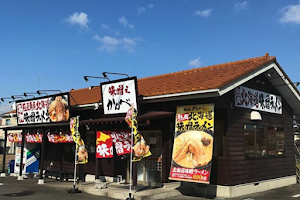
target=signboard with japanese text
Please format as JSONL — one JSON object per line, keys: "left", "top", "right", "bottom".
{"left": 16, "top": 94, "right": 70, "bottom": 125}
{"left": 169, "top": 104, "right": 214, "bottom": 184}
{"left": 96, "top": 131, "right": 113, "bottom": 158}
{"left": 100, "top": 77, "right": 138, "bottom": 115}
{"left": 8, "top": 133, "right": 22, "bottom": 143}
{"left": 234, "top": 86, "right": 282, "bottom": 114}
{"left": 96, "top": 130, "right": 132, "bottom": 158}
{"left": 47, "top": 133, "right": 74, "bottom": 143}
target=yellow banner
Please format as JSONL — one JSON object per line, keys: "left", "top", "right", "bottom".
{"left": 125, "top": 107, "right": 151, "bottom": 161}
{"left": 70, "top": 116, "right": 88, "bottom": 164}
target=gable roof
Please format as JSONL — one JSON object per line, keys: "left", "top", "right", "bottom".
{"left": 69, "top": 53, "right": 300, "bottom": 113}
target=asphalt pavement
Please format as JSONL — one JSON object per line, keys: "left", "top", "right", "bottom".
{"left": 0, "top": 176, "right": 115, "bottom": 200}
{"left": 1, "top": 176, "right": 300, "bottom": 200}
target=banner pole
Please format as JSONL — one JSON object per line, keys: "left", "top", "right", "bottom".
{"left": 127, "top": 106, "right": 134, "bottom": 200}
{"left": 73, "top": 145, "right": 77, "bottom": 189}
{"left": 68, "top": 116, "right": 81, "bottom": 194}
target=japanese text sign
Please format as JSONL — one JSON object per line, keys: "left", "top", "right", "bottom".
{"left": 235, "top": 86, "right": 282, "bottom": 114}
{"left": 8, "top": 133, "right": 22, "bottom": 143}
{"left": 101, "top": 77, "right": 138, "bottom": 115}
{"left": 16, "top": 94, "right": 70, "bottom": 125}
{"left": 47, "top": 133, "right": 74, "bottom": 143}
{"left": 169, "top": 104, "right": 214, "bottom": 184}
{"left": 96, "top": 130, "right": 132, "bottom": 158}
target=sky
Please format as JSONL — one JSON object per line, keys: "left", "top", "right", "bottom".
{"left": 0, "top": 0, "right": 300, "bottom": 113}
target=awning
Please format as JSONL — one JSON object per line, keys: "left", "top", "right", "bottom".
{"left": 80, "top": 111, "right": 175, "bottom": 125}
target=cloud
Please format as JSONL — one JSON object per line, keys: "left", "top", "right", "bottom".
{"left": 66, "top": 12, "right": 90, "bottom": 29}
{"left": 101, "top": 23, "right": 110, "bottom": 29}
{"left": 279, "top": 2, "right": 300, "bottom": 24}
{"left": 118, "top": 16, "right": 134, "bottom": 28}
{"left": 189, "top": 57, "right": 201, "bottom": 67}
{"left": 138, "top": 7, "right": 146, "bottom": 15}
{"left": 93, "top": 35, "right": 141, "bottom": 53}
{"left": 138, "top": 4, "right": 154, "bottom": 15}
{"left": 234, "top": 1, "right": 249, "bottom": 11}
{"left": 194, "top": 9, "right": 212, "bottom": 17}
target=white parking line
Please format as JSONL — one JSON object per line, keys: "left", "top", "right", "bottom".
{"left": 0, "top": 183, "right": 3, "bottom": 186}
{"left": 292, "top": 194, "right": 300, "bottom": 198}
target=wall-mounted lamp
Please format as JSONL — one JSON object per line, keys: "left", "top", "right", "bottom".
{"left": 11, "top": 95, "right": 24, "bottom": 100}
{"left": 1, "top": 97, "right": 13, "bottom": 102}
{"left": 83, "top": 76, "right": 110, "bottom": 82}
{"left": 255, "top": 80, "right": 265, "bottom": 87}
{"left": 24, "top": 92, "right": 37, "bottom": 98}
{"left": 37, "top": 90, "right": 63, "bottom": 96}
{"left": 251, "top": 111, "right": 262, "bottom": 121}
{"left": 102, "top": 72, "right": 129, "bottom": 79}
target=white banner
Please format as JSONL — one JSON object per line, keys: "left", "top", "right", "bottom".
{"left": 101, "top": 78, "right": 137, "bottom": 115}
{"left": 17, "top": 95, "right": 69, "bottom": 125}
{"left": 235, "top": 86, "right": 282, "bottom": 114}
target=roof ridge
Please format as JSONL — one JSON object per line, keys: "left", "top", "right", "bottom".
{"left": 70, "top": 86, "right": 100, "bottom": 93}
{"left": 138, "top": 53, "right": 276, "bottom": 82}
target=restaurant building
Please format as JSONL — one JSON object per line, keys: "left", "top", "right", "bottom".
{"left": 1, "top": 53, "right": 300, "bottom": 198}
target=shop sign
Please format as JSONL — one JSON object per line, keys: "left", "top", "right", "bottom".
{"left": 8, "top": 133, "right": 22, "bottom": 143}
{"left": 96, "top": 130, "right": 132, "bottom": 158}
{"left": 234, "top": 86, "right": 282, "bottom": 114}
{"left": 47, "top": 133, "right": 74, "bottom": 143}
{"left": 169, "top": 104, "right": 214, "bottom": 184}
{"left": 16, "top": 94, "right": 70, "bottom": 125}
{"left": 101, "top": 77, "right": 138, "bottom": 115}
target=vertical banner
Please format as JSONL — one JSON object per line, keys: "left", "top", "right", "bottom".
{"left": 70, "top": 116, "right": 88, "bottom": 164}
{"left": 125, "top": 106, "right": 151, "bottom": 161}
{"left": 169, "top": 104, "right": 214, "bottom": 184}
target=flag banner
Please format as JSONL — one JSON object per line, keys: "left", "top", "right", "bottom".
{"left": 70, "top": 116, "right": 88, "bottom": 164}
{"left": 169, "top": 104, "right": 214, "bottom": 184}
{"left": 96, "top": 131, "right": 113, "bottom": 158}
{"left": 26, "top": 134, "right": 43, "bottom": 143}
{"left": 8, "top": 133, "right": 22, "bottom": 143}
{"left": 96, "top": 130, "right": 132, "bottom": 158}
{"left": 47, "top": 133, "right": 74, "bottom": 143}
{"left": 125, "top": 106, "right": 151, "bottom": 162}
{"left": 111, "top": 131, "right": 132, "bottom": 156}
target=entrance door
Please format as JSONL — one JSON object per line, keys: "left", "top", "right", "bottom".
{"left": 137, "top": 130, "right": 162, "bottom": 187}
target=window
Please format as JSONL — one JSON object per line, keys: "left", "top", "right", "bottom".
{"left": 5, "top": 119, "right": 11, "bottom": 125}
{"left": 245, "top": 124, "right": 285, "bottom": 158}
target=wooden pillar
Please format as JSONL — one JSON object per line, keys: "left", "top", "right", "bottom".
{"left": 18, "top": 131, "right": 25, "bottom": 180}
{"left": 38, "top": 132, "right": 46, "bottom": 184}
{"left": 1, "top": 129, "right": 8, "bottom": 176}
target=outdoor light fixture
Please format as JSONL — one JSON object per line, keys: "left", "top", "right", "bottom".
{"left": 24, "top": 92, "right": 37, "bottom": 97}
{"left": 11, "top": 95, "right": 24, "bottom": 100}
{"left": 36, "top": 90, "right": 64, "bottom": 96}
{"left": 102, "top": 71, "right": 129, "bottom": 79}
{"left": 83, "top": 75, "right": 110, "bottom": 82}
{"left": 36, "top": 91, "right": 48, "bottom": 96}
{"left": 1, "top": 97, "right": 13, "bottom": 102}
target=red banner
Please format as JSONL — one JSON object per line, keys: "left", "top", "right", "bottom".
{"left": 7, "top": 133, "right": 22, "bottom": 143}
{"left": 110, "top": 131, "right": 132, "bottom": 156}
{"left": 96, "top": 131, "right": 113, "bottom": 158}
{"left": 47, "top": 133, "right": 74, "bottom": 143}
{"left": 26, "top": 134, "right": 43, "bottom": 143}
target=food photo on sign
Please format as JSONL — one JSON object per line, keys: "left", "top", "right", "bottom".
{"left": 169, "top": 104, "right": 214, "bottom": 184}
{"left": 48, "top": 95, "right": 69, "bottom": 122}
